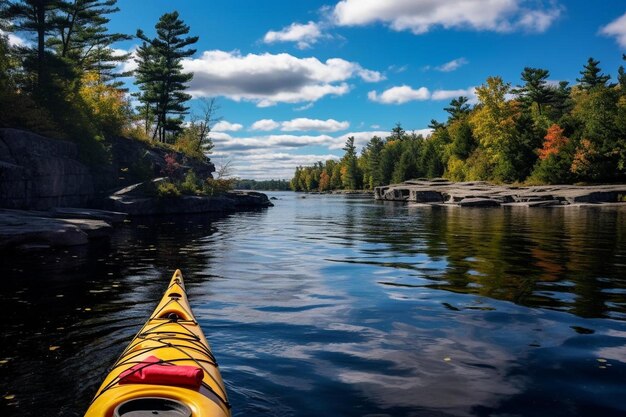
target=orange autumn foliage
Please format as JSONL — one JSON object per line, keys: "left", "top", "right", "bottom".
{"left": 319, "top": 170, "right": 331, "bottom": 192}
{"left": 570, "top": 138, "right": 598, "bottom": 175}
{"left": 538, "top": 124, "right": 569, "bottom": 160}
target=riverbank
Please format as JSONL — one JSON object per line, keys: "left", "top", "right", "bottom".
{"left": 375, "top": 179, "right": 626, "bottom": 207}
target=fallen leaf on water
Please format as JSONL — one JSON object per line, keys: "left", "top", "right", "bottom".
{"left": 49, "top": 346, "right": 60, "bottom": 351}
{"left": 4, "top": 395, "right": 15, "bottom": 400}
{"left": 444, "top": 357, "right": 451, "bottom": 362}
{"left": 84, "top": 308, "right": 92, "bottom": 311}
{"left": 597, "top": 358, "right": 607, "bottom": 363}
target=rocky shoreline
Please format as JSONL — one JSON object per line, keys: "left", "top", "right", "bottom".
{"left": 0, "top": 190, "right": 273, "bottom": 250}
{"left": 0, "top": 128, "right": 273, "bottom": 250}
{"left": 0, "top": 208, "right": 125, "bottom": 250}
{"left": 375, "top": 179, "right": 626, "bottom": 207}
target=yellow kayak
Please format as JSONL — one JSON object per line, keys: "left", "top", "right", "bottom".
{"left": 84, "top": 270, "right": 231, "bottom": 417}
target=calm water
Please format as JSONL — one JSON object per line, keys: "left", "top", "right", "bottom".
{"left": 1, "top": 192, "right": 626, "bottom": 417}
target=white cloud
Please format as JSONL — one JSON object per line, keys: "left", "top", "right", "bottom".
{"left": 294, "top": 102, "right": 314, "bottom": 111}
{"left": 435, "top": 57, "right": 468, "bottom": 72}
{"left": 368, "top": 85, "right": 430, "bottom": 104}
{"left": 263, "top": 21, "right": 323, "bottom": 49}
{"left": 600, "top": 12, "right": 626, "bottom": 48}
{"left": 414, "top": 128, "right": 434, "bottom": 138}
{"left": 329, "top": 130, "right": 392, "bottom": 150}
{"left": 251, "top": 118, "right": 349, "bottom": 132}
{"left": 113, "top": 46, "right": 138, "bottom": 73}
{"left": 369, "top": 85, "right": 477, "bottom": 104}
{"left": 388, "top": 64, "right": 408, "bottom": 73}
{"left": 213, "top": 120, "right": 243, "bottom": 132}
{"left": 211, "top": 133, "right": 337, "bottom": 152}
{"left": 332, "top": 0, "right": 562, "bottom": 34}
{"left": 281, "top": 118, "right": 349, "bottom": 132}
{"left": 431, "top": 87, "right": 477, "bottom": 101}
{"left": 183, "top": 50, "right": 383, "bottom": 107}
{"left": 0, "top": 29, "right": 27, "bottom": 47}
{"left": 251, "top": 119, "right": 280, "bottom": 131}
{"left": 209, "top": 127, "right": 432, "bottom": 178}
{"left": 228, "top": 152, "right": 341, "bottom": 180}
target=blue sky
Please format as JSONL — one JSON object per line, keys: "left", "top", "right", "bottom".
{"left": 55, "top": 1, "right": 626, "bottom": 178}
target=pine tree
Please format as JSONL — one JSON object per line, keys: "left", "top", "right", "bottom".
{"left": 577, "top": 57, "right": 611, "bottom": 90}
{"left": 1, "top": 0, "right": 62, "bottom": 91}
{"left": 389, "top": 123, "right": 406, "bottom": 141}
{"left": 618, "top": 54, "right": 626, "bottom": 93}
{"left": 364, "top": 136, "right": 384, "bottom": 188}
{"left": 512, "top": 67, "right": 554, "bottom": 114}
{"left": 135, "top": 11, "right": 198, "bottom": 142}
{"left": 341, "top": 136, "right": 360, "bottom": 189}
{"left": 53, "top": 0, "right": 131, "bottom": 85}
{"left": 444, "top": 96, "right": 470, "bottom": 122}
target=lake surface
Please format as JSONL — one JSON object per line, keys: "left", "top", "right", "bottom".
{"left": 1, "top": 192, "right": 625, "bottom": 417}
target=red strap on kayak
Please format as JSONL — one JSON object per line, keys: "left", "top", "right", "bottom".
{"left": 118, "top": 355, "right": 204, "bottom": 389}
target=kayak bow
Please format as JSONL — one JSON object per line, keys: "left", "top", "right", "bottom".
{"left": 84, "top": 270, "right": 231, "bottom": 417}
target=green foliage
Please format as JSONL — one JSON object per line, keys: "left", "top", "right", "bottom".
{"left": 290, "top": 56, "right": 626, "bottom": 189}
{"left": 234, "top": 179, "right": 290, "bottom": 191}
{"left": 0, "top": 0, "right": 131, "bottom": 167}
{"left": 577, "top": 58, "right": 611, "bottom": 90}
{"left": 444, "top": 96, "right": 471, "bottom": 122}
{"left": 156, "top": 172, "right": 234, "bottom": 198}
{"left": 180, "top": 170, "right": 202, "bottom": 195}
{"left": 135, "top": 11, "right": 198, "bottom": 143}
{"left": 157, "top": 180, "right": 182, "bottom": 198}
{"left": 173, "top": 124, "right": 210, "bottom": 160}
{"left": 512, "top": 67, "right": 554, "bottom": 115}
{"left": 341, "top": 136, "right": 361, "bottom": 189}
{"left": 202, "top": 178, "right": 235, "bottom": 196}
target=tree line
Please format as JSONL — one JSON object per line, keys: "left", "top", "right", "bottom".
{"left": 291, "top": 57, "right": 626, "bottom": 190}
{"left": 0, "top": 1, "right": 213, "bottom": 164}
{"left": 233, "top": 179, "right": 290, "bottom": 191}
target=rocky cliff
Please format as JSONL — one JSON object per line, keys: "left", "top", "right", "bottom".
{"left": 0, "top": 128, "right": 94, "bottom": 209}
{"left": 92, "top": 135, "right": 215, "bottom": 195}
{"left": 0, "top": 128, "right": 216, "bottom": 209}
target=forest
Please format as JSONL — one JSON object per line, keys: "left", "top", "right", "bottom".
{"left": 291, "top": 59, "right": 626, "bottom": 191}
{"left": 0, "top": 1, "right": 216, "bottom": 165}
{"left": 233, "top": 179, "right": 290, "bottom": 191}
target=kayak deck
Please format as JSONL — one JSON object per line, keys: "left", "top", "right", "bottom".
{"left": 84, "top": 270, "right": 231, "bottom": 417}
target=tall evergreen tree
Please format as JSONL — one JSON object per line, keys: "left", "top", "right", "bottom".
{"left": 364, "top": 136, "right": 384, "bottom": 188}
{"left": 576, "top": 57, "right": 611, "bottom": 90}
{"left": 512, "top": 67, "right": 554, "bottom": 114}
{"left": 550, "top": 81, "right": 573, "bottom": 120}
{"left": 341, "top": 136, "right": 360, "bottom": 189}
{"left": 53, "top": 0, "right": 131, "bottom": 85}
{"left": 444, "top": 96, "right": 471, "bottom": 122}
{"left": 618, "top": 54, "right": 626, "bottom": 93}
{"left": 135, "top": 11, "right": 198, "bottom": 142}
{"left": 1, "top": 0, "right": 62, "bottom": 90}
{"left": 388, "top": 122, "right": 406, "bottom": 141}
{"left": 428, "top": 119, "right": 445, "bottom": 131}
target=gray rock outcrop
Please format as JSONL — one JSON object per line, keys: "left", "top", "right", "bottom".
{"left": 107, "top": 183, "right": 273, "bottom": 216}
{"left": 0, "top": 128, "right": 94, "bottom": 209}
{"left": 0, "top": 208, "right": 121, "bottom": 250}
{"left": 375, "top": 179, "right": 626, "bottom": 207}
